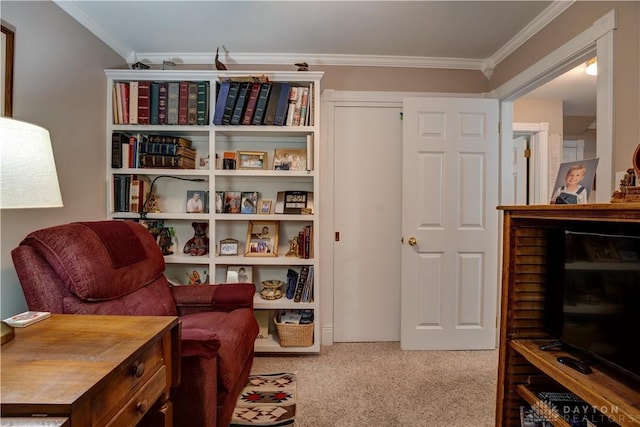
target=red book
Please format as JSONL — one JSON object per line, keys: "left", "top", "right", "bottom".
{"left": 178, "top": 81, "right": 189, "bottom": 125}
{"left": 241, "top": 82, "right": 261, "bottom": 125}
{"left": 158, "top": 82, "right": 168, "bottom": 125}
{"left": 137, "top": 81, "right": 150, "bottom": 125}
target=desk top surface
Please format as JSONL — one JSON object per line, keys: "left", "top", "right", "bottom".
{"left": 1, "top": 314, "right": 178, "bottom": 406}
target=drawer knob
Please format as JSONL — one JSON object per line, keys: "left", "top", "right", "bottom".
{"left": 132, "top": 362, "right": 145, "bottom": 378}
{"left": 136, "top": 399, "right": 149, "bottom": 415}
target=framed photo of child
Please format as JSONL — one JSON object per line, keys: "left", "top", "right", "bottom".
{"left": 244, "top": 221, "right": 279, "bottom": 257}
{"left": 550, "top": 158, "right": 599, "bottom": 205}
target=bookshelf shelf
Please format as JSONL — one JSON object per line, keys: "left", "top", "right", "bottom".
{"left": 105, "top": 69, "right": 323, "bottom": 353}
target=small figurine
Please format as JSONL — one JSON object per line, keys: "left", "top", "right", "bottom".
{"left": 183, "top": 222, "right": 209, "bottom": 256}
{"left": 295, "top": 62, "right": 309, "bottom": 71}
{"left": 215, "top": 47, "right": 227, "bottom": 70}
{"left": 286, "top": 237, "right": 298, "bottom": 257}
{"left": 144, "top": 193, "right": 161, "bottom": 213}
{"left": 131, "top": 61, "right": 150, "bottom": 70}
{"left": 157, "top": 227, "right": 174, "bottom": 255}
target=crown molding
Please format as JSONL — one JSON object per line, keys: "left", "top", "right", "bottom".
{"left": 134, "top": 52, "right": 487, "bottom": 70}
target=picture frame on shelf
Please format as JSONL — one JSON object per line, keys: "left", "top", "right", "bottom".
{"left": 185, "top": 267, "right": 209, "bottom": 285}
{"left": 224, "top": 191, "right": 241, "bottom": 213}
{"left": 238, "top": 151, "right": 268, "bottom": 170}
{"left": 186, "top": 190, "right": 206, "bottom": 213}
{"left": 273, "top": 148, "right": 307, "bottom": 171}
{"left": 274, "top": 191, "right": 313, "bottom": 214}
{"left": 214, "top": 191, "right": 225, "bottom": 213}
{"left": 259, "top": 199, "right": 272, "bottom": 214}
{"left": 245, "top": 221, "right": 279, "bottom": 257}
{"left": 219, "top": 238, "right": 239, "bottom": 256}
{"left": 241, "top": 191, "right": 259, "bottom": 214}
{"left": 226, "top": 265, "right": 253, "bottom": 284}
{"left": 222, "top": 151, "right": 236, "bottom": 170}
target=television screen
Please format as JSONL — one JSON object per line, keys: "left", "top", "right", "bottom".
{"left": 545, "top": 228, "right": 640, "bottom": 381}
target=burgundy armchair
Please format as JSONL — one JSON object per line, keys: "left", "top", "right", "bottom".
{"left": 11, "top": 220, "right": 259, "bottom": 427}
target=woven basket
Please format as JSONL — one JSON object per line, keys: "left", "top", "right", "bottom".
{"left": 274, "top": 317, "right": 314, "bottom": 347}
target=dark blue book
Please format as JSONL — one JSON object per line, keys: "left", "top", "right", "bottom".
{"left": 212, "top": 81, "right": 231, "bottom": 125}
{"left": 230, "top": 82, "right": 251, "bottom": 125}
{"left": 273, "top": 83, "right": 291, "bottom": 126}
{"left": 222, "top": 82, "right": 240, "bottom": 125}
{"left": 251, "top": 83, "right": 272, "bottom": 125}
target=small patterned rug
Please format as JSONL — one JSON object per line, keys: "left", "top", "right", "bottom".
{"left": 229, "top": 372, "right": 297, "bottom": 426}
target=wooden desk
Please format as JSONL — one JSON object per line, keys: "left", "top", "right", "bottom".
{"left": 1, "top": 314, "right": 179, "bottom": 427}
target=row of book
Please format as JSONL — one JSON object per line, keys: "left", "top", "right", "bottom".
{"left": 285, "top": 266, "right": 314, "bottom": 303}
{"left": 113, "top": 174, "right": 150, "bottom": 213}
{"left": 295, "top": 225, "right": 314, "bottom": 259}
{"left": 112, "top": 132, "right": 196, "bottom": 169}
{"left": 112, "top": 80, "right": 210, "bottom": 126}
{"left": 213, "top": 81, "right": 314, "bottom": 126}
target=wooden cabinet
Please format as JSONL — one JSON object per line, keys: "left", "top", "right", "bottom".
{"left": 496, "top": 204, "right": 640, "bottom": 427}
{"left": 1, "top": 314, "right": 179, "bottom": 426}
{"left": 104, "top": 70, "right": 322, "bottom": 353}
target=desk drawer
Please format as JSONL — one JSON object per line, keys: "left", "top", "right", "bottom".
{"left": 92, "top": 340, "right": 164, "bottom": 424}
{"left": 105, "top": 366, "right": 166, "bottom": 427}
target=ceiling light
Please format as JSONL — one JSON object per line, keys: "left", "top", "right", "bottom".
{"left": 585, "top": 58, "right": 597, "bottom": 76}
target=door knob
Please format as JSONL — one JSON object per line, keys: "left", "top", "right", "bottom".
{"left": 408, "top": 237, "right": 417, "bottom": 246}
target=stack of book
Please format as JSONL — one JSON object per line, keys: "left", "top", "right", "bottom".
{"left": 213, "top": 80, "right": 314, "bottom": 126}
{"left": 285, "top": 266, "right": 314, "bottom": 303}
{"left": 112, "top": 132, "right": 196, "bottom": 169}
{"left": 112, "top": 80, "right": 210, "bottom": 126}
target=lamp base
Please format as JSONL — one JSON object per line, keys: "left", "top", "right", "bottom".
{"left": 1, "top": 320, "right": 15, "bottom": 345}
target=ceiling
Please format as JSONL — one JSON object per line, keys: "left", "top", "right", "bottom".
{"left": 54, "top": 0, "right": 595, "bottom": 116}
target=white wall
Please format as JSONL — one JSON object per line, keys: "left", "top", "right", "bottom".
{"left": 0, "top": 1, "right": 125, "bottom": 317}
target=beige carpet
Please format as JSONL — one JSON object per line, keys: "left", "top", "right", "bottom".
{"left": 251, "top": 342, "right": 498, "bottom": 427}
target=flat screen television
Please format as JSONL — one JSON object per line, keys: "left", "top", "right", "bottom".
{"left": 544, "top": 223, "right": 640, "bottom": 382}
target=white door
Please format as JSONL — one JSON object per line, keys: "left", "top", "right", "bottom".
{"left": 334, "top": 105, "right": 402, "bottom": 342}
{"left": 401, "top": 97, "right": 499, "bottom": 350}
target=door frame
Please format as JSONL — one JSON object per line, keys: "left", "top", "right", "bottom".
{"left": 513, "top": 122, "right": 550, "bottom": 205}
{"left": 494, "top": 10, "right": 616, "bottom": 205}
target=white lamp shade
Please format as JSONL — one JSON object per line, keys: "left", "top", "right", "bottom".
{"left": 1, "top": 117, "right": 63, "bottom": 209}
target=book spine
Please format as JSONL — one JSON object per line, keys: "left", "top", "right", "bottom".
{"left": 119, "top": 82, "right": 130, "bottom": 124}
{"left": 213, "top": 81, "right": 231, "bottom": 125}
{"left": 178, "top": 81, "right": 189, "bottom": 125}
{"left": 241, "top": 82, "right": 261, "bottom": 125}
{"left": 149, "top": 82, "right": 160, "bottom": 125}
{"left": 222, "top": 82, "right": 240, "bottom": 125}
{"left": 111, "top": 132, "right": 128, "bottom": 168}
{"left": 167, "top": 82, "right": 180, "bottom": 125}
{"left": 262, "top": 82, "right": 282, "bottom": 125}
{"left": 197, "top": 81, "right": 209, "bottom": 125}
{"left": 187, "top": 82, "right": 198, "bottom": 125}
{"left": 293, "top": 266, "right": 309, "bottom": 302}
{"left": 230, "top": 82, "right": 251, "bottom": 125}
{"left": 285, "top": 86, "right": 298, "bottom": 126}
{"left": 129, "top": 81, "right": 139, "bottom": 124}
{"left": 273, "top": 83, "right": 291, "bottom": 126}
{"left": 251, "top": 83, "right": 272, "bottom": 125}
{"left": 299, "top": 86, "right": 309, "bottom": 126}
{"left": 137, "top": 81, "right": 150, "bottom": 125}
{"left": 147, "top": 135, "right": 192, "bottom": 147}
{"left": 158, "top": 82, "right": 168, "bottom": 125}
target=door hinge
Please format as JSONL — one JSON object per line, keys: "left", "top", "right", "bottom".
{"left": 524, "top": 148, "right": 531, "bottom": 158}
{"left": 335, "top": 231, "right": 340, "bottom": 242}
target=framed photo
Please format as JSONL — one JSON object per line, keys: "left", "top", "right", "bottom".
{"left": 259, "top": 199, "right": 272, "bottom": 215}
{"left": 186, "top": 190, "right": 206, "bottom": 213}
{"left": 224, "top": 191, "right": 241, "bottom": 213}
{"left": 245, "top": 221, "right": 279, "bottom": 257}
{"left": 219, "top": 238, "right": 239, "bottom": 256}
{"left": 273, "top": 148, "right": 307, "bottom": 171}
{"left": 214, "top": 191, "right": 225, "bottom": 213}
{"left": 226, "top": 265, "right": 253, "bottom": 283}
{"left": 222, "top": 151, "right": 236, "bottom": 170}
{"left": 238, "top": 151, "right": 268, "bottom": 170}
{"left": 550, "top": 158, "right": 599, "bottom": 204}
{"left": 241, "top": 191, "right": 259, "bottom": 214}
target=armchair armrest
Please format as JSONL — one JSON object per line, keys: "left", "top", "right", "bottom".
{"left": 170, "top": 283, "right": 255, "bottom": 315}
{"left": 180, "top": 327, "right": 221, "bottom": 358}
